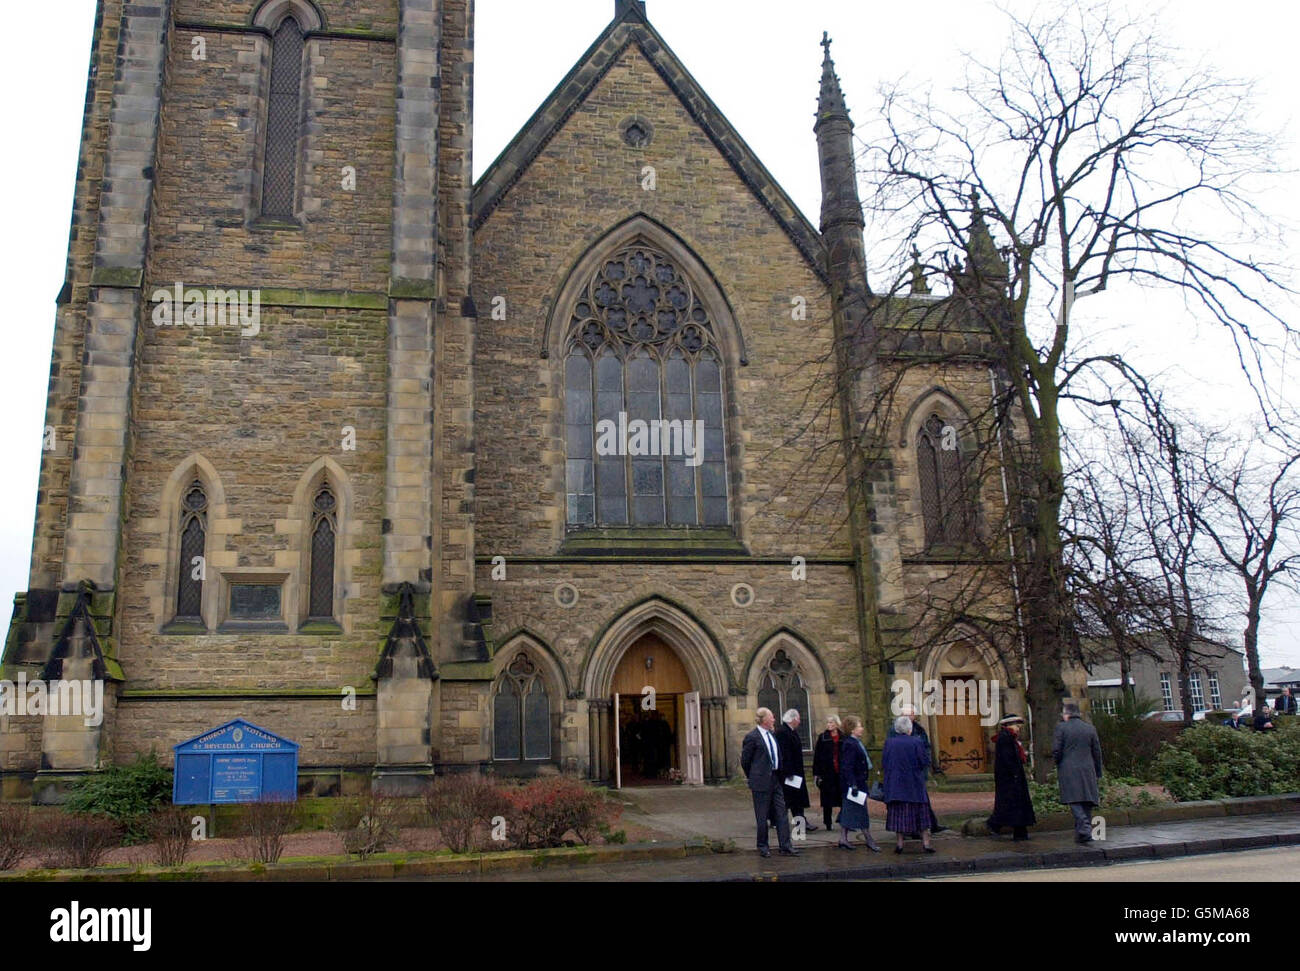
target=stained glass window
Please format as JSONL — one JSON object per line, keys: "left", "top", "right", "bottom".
{"left": 493, "top": 653, "right": 552, "bottom": 762}
{"left": 564, "top": 244, "right": 729, "bottom": 527}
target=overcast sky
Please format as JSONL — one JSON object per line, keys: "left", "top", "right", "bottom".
{"left": 2, "top": 0, "right": 1297, "bottom": 669}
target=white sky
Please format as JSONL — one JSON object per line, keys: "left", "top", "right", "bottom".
{"left": 2, "top": 0, "right": 1298, "bottom": 668}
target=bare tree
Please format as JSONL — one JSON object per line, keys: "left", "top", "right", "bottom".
{"left": 1189, "top": 426, "right": 1300, "bottom": 713}
{"left": 838, "top": 0, "right": 1293, "bottom": 773}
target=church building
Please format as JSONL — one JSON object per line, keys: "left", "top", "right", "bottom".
{"left": 1, "top": 0, "right": 1026, "bottom": 801}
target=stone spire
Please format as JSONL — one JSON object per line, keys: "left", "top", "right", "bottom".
{"left": 815, "top": 33, "right": 869, "bottom": 292}
{"left": 965, "top": 188, "right": 1008, "bottom": 283}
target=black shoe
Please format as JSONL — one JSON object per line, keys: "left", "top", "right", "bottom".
{"left": 758, "top": 847, "right": 771, "bottom": 858}
{"left": 863, "top": 835, "right": 882, "bottom": 853}
{"left": 986, "top": 823, "right": 1002, "bottom": 838}
{"left": 778, "top": 847, "right": 800, "bottom": 857}
{"left": 894, "top": 845, "right": 904, "bottom": 854}
{"left": 1013, "top": 835, "right": 1030, "bottom": 842}
{"left": 805, "top": 823, "right": 820, "bottom": 832}
{"left": 1075, "top": 835, "right": 1093, "bottom": 845}
{"left": 923, "top": 845, "right": 936, "bottom": 854}
{"left": 932, "top": 825, "right": 948, "bottom": 834}
{"left": 837, "top": 841, "right": 856, "bottom": 851}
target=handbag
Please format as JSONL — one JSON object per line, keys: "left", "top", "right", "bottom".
{"left": 868, "top": 781, "right": 886, "bottom": 803}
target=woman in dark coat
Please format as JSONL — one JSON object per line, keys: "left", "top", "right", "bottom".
{"left": 812, "top": 715, "right": 843, "bottom": 830}
{"left": 987, "top": 714, "right": 1035, "bottom": 841}
{"left": 774, "top": 710, "right": 815, "bottom": 831}
{"left": 835, "top": 715, "right": 881, "bottom": 852}
{"left": 881, "top": 715, "right": 935, "bottom": 853}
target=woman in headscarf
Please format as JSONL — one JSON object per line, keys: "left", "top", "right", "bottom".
{"left": 811, "top": 715, "right": 843, "bottom": 832}
{"left": 835, "top": 715, "right": 881, "bottom": 852}
{"left": 882, "top": 715, "right": 935, "bottom": 853}
{"left": 987, "top": 713, "right": 1035, "bottom": 841}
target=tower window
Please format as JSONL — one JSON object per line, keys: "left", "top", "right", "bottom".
{"left": 916, "top": 414, "right": 972, "bottom": 547}
{"left": 308, "top": 485, "right": 337, "bottom": 620}
{"left": 261, "top": 16, "right": 305, "bottom": 218}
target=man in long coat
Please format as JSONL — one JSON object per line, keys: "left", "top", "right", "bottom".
{"left": 775, "top": 710, "right": 817, "bottom": 831}
{"left": 1052, "top": 702, "right": 1103, "bottom": 845}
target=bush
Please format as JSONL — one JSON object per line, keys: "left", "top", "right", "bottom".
{"left": 1153, "top": 721, "right": 1300, "bottom": 801}
{"left": 145, "top": 805, "right": 195, "bottom": 867}
{"left": 500, "top": 776, "right": 610, "bottom": 850}
{"left": 424, "top": 774, "right": 509, "bottom": 854}
{"left": 235, "top": 797, "right": 298, "bottom": 864}
{"left": 1026, "top": 772, "right": 1167, "bottom": 816}
{"left": 65, "top": 752, "right": 173, "bottom": 843}
{"left": 34, "top": 813, "right": 122, "bottom": 869}
{"left": 0, "top": 804, "right": 34, "bottom": 870}
{"left": 1093, "top": 694, "right": 1185, "bottom": 780}
{"left": 332, "top": 791, "right": 405, "bottom": 860}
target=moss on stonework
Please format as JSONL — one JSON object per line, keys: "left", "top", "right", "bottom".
{"left": 438, "top": 663, "right": 495, "bottom": 681}
{"left": 388, "top": 277, "right": 438, "bottom": 300}
{"left": 254, "top": 288, "right": 387, "bottom": 310}
{"left": 89, "top": 266, "right": 143, "bottom": 288}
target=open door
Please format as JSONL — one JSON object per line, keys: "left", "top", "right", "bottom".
{"left": 683, "top": 691, "right": 704, "bottom": 785}
{"left": 613, "top": 692, "right": 621, "bottom": 790}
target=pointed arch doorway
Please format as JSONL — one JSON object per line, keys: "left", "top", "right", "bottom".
{"left": 610, "top": 634, "right": 703, "bottom": 787}
{"left": 584, "top": 599, "right": 730, "bottom": 787}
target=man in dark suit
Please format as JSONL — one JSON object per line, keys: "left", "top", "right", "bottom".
{"left": 1053, "top": 702, "right": 1103, "bottom": 845}
{"left": 741, "top": 707, "right": 798, "bottom": 858}
{"left": 1276, "top": 688, "right": 1296, "bottom": 715}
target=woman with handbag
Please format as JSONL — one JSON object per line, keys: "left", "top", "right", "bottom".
{"left": 835, "top": 715, "right": 881, "bottom": 852}
{"left": 812, "top": 715, "right": 843, "bottom": 831}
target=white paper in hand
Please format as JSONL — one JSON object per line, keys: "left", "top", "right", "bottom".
{"left": 846, "top": 787, "right": 867, "bottom": 806}
{"left": 784, "top": 775, "right": 802, "bottom": 789}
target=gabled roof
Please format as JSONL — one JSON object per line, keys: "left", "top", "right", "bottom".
{"left": 472, "top": 8, "right": 829, "bottom": 285}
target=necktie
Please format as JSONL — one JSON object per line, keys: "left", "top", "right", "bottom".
{"left": 766, "top": 731, "right": 778, "bottom": 771}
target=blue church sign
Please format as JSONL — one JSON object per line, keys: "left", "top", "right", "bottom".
{"left": 172, "top": 718, "right": 299, "bottom": 804}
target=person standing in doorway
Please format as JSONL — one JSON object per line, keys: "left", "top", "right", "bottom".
{"left": 987, "top": 714, "right": 1035, "bottom": 841}
{"left": 775, "top": 709, "right": 816, "bottom": 832}
{"left": 812, "top": 715, "right": 843, "bottom": 831}
{"left": 1053, "top": 703, "right": 1103, "bottom": 845}
{"left": 741, "top": 707, "right": 798, "bottom": 858}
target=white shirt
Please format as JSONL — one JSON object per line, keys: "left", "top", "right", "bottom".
{"left": 759, "top": 727, "right": 779, "bottom": 771}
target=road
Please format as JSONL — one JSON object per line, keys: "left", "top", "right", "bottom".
{"left": 909, "top": 846, "right": 1300, "bottom": 881}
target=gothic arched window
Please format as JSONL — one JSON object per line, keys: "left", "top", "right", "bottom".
{"left": 175, "top": 481, "right": 207, "bottom": 622}
{"left": 916, "top": 413, "right": 971, "bottom": 547}
{"left": 493, "top": 653, "right": 552, "bottom": 761}
{"left": 308, "top": 485, "right": 337, "bottom": 620}
{"left": 261, "top": 15, "right": 305, "bottom": 218}
{"left": 757, "top": 649, "right": 811, "bottom": 749}
{"left": 564, "top": 245, "right": 729, "bottom": 528}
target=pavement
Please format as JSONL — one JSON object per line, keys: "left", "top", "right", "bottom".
{"left": 393, "top": 785, "right": 1300, "bottom": 882}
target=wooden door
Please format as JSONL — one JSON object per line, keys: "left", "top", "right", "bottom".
{"left": 613, "top": 692, "right": 621, "bottom": 789}
{"left": 683, "top": 691, "right": 704, "bottom": 785}
{"left": 935, "top": 710, "right": 986, "bottom": 774}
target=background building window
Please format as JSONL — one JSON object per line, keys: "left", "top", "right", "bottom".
{"left": 175, "top": 481, "right": 207, "bottom": 622}
{"left": 261, "top": 16, "right": 305, "bottom": 218}
{"left": 1160, "top": 672, "right": 1174, "bottom": 711}
{"left": 1209, "top": 673, "right": 1222, "bottom": 710}
{"left": 492, "top": 653, "right": 551, "bottom": 761}
{"left": 756, "top": 649, "right": 811, "bottom": 748}
{"left": 1189, "top": 673, "right": 1205, "bottom": 710}
{"left": 564, "top": 244, "right": 728, "bottom": 527}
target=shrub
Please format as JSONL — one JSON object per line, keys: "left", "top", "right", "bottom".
{"left": 235, "top": 797, "right": 298, "bottom": 864}
{"left": 0, "top": 804, "right": 34, "bottom": 870}
{"left": 500, "top": 776, "right": 610, "bottom": 849}
{"left": 332, "top": 791, "right": 405, "bottom": 860}
{"left": 1026, "top": 771, "right": 1167, "bottom": 816}
{"left": 145, "top": 805, "right": 195, "bottom": 867}
{"left": 424, "top": 774, "right": 508, "bottom": 854}
{"left": 1153, "top": 721, "right": 1300, "bottom": 801}
{"left": 65, "top": 752, "right": 173, "bottom": 843}
{"left": 1093, "top": 694, "right": 1181, "bottom": 780}
{"left": 34, "top": 813, "right": 122, "bottom": 869}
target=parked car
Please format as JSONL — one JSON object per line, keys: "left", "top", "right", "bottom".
{"left": 1144, "top": 710, "right": 1187, "bottom": 722}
